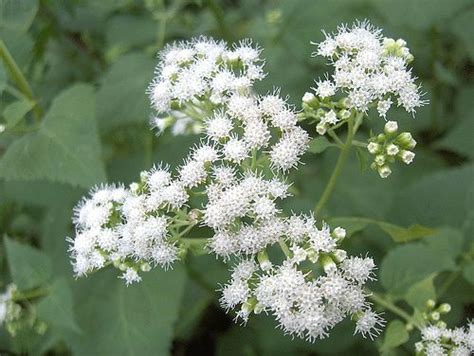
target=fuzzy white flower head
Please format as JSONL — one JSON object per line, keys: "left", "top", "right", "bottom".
{"left": 312, "top": 20, "right": 426, "bottom": 118}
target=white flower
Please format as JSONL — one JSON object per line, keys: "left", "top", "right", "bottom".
{"left": 354, "top": 309, "right": 385, "bottom": 340}
{"left": 205, "top": 112, "right": 233, "bottom": 141}
{"left": 314, "top": 79, "right": 336, "bottom": 98}
{"left": 121, "top": 268, "right": 142, "bottom": 285}
{"left": 384, "top": 120, "right": 398, "bottom": 134}
{"left": 400, "top": 150, "right": 415, "bottom": 165}
{"left": 223, "top": 136, "right": 249, "bottom": 163}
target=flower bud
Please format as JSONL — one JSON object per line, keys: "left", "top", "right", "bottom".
{"left": 374, "top": 155, "right": 385, "bottom": 166}
{"left": 302, "top": 92, "right": 316, "bottom": 105}
{"left": 397, "top": 132, "right": 416, "bottom": 149}
{"left": 378, "top": 165, "right": 392, "bottom": 178}
{"left": 129, "top": 182, "right": 140, "bottom": 193}
{"left": 367, "top": 142, "right": 380, "bottom": 154}
{"left": 426, "top": 299, "right": 436, "bottom": 309}
{"left": 399, "top": 150, "right": 415, "bottom": 164}
{"left": 386, "top": 143, "right": 399, "bottom": 156}
{"left": 332, "top": 227, "right": 346, "bottom": 241}
{"left": 438, "top": 303, "right": 451, "bottom": 314}
{"left": 332, "top": 249, "right": 347, "bottom": 263}
{"left": 257, "top": 250, "right": 273, "bottom": 271}
{"left": 384, "top": 121, "right": 398, "bottom": 134}
{"left": 316, "top": 123, "right": 327, "bottom": 135}
{"left": 430, "top": 311, "right": 440, "bottom": 321}
{"left": 339, "top": 109, "right": 351, "bottom": 120}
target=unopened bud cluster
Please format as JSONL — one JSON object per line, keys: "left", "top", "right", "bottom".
{"left": 415, "top": 301, "right": 473, "bottom": 355}
{"left": 367, "top": 121, "right": 416, "bottom": 178}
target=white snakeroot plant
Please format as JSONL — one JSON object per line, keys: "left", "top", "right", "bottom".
{"left": 67, "top": 22, "right": 433, "bottom": 347}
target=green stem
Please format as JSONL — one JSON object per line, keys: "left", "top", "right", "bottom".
{"left": 314, "top": 115, "right": 358, "bottom": 217}
{"left": 278, "top": 239, "right": 291, "bottom": 258}
{"left": 369, "top": 292, "right": 423, "bottom": 330}
{"left": 13, "top": 287, "right": 50, "bottom": 302}
{"left": 0, "top": 40, "right": 42, "bottom": 121}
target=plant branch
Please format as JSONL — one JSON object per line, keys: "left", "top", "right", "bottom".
{"left": 0, "top": 40, "right": 42, "bottom": 121}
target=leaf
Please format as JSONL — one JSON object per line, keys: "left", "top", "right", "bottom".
{"left": 381, "top": 240, "right": 457, "bottom": 295}
{"left": 0, "top": 0, "right": 38, "bottom": 33}
{"left": 36, "top": 278, "right": 81, "bottom": 334}
{"left": 308, "top": 136, "right": 333, "bottom": 154}
{"left": 97, "top": 53, "right": 154, "bottom": 130}
{"left": 2, "top": 99, "right": 34, "bottom": 127}
{"left": 380, "top": 320, "right": 409, "bottom": 352}
{"left": 0, "top": 84, "right": 106, "bottom": 187}
{"left": 326, "top": 217, "right": 435, "bottom": 242}
{"left": 377, "top": 222, "right": 436, "bottom": 243}
{"left": 66, "top": 266, "right": 186, "bottom": 355}
{"left": 4, "top": 236, "right": 52, "bottom": 290}
{"left": 463, "top": 261, "right": 474, "bottom": 285}
{"left": 355, "top": 146, "right": 369, "bottom": 171}
{"left": 404, "top": 275, "right": 436, "bottom": 309}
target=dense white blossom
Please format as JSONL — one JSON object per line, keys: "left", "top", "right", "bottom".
{"left": 416, "top": 321, "right": 474, "bottom": 356}
{"left": 312, "top": 20, "right": 426, "bottom": 117}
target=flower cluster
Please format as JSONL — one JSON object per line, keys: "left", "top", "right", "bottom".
{"left": 148, "top": 37, "right": 265, "bottom": 135}
{"left": 219, "top": 220, "right": 384, "bottom": 342}
{"left": 67, "top": 35, "right": 384, "bottom": 343}
{"left": 367, "top": 121, "right": 417, "bottom": 178}
{"left": 312, "top": 20, "right": 425, "bottom": 118}
{"left": 416, "top": 322, "right": 474, "bottom": 355}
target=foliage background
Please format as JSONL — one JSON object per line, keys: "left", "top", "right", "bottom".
{"left": 0, "top": 0, "right": 473, "bottom": 355}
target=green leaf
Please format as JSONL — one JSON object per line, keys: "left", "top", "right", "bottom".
{"left": 2, "top": 99, "right": 34, "bottom": 127}
{"left": 355, "top": 146, "right": 369, "bottom": 171}
{"left": 97, "top": 53, "right": 154, "bottom": 130}
{"left": 4, "top": 236, "right": 52, "bottom": 290}
{"left": 463, "top": 260, "right": 474, "bottom": 285}
{"left": 404, "top": 275, "right": 436, "bottom": 309}
{"left": 0, "top": 84, "right": 106, "bottom": 187}
{"left": 327, "top": 217, "right": 435, "bottom": 242}
{"left": 66, "top": 266, "right": 186, "bottom": 355}
{"left": 308, "top": 136, "right": 333, "bottom": 154}
{"left": 380, "top": 320, "right": 409, "bottom": 352}
{"left": 37, "top": 278, "right": 81, "bottom": 334}
{"left": 0, "top": 0, "right": 38, "bottom": 33}
{"left": 381, "top": 242, "right": 455, "bottom": 295}
{"left": 377, "top": 222, "right": 436, "bottom": 243}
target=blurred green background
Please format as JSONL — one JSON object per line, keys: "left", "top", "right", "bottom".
{"left": 0, "top": 0, "right": 473, "bottom": 355}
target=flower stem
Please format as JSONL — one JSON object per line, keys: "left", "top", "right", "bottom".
{"left": 314, "top": 114, "right": 360, "bottom": 216}
{"left": 369, "top": 292, "right": 423, "bottom": 330}
{"left": 0, "top": 40, "right": 42, "bottom": 121}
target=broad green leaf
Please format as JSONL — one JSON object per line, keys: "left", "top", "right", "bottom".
{"left": 2, "top": 99, "right": 34, "bottom": 127}
{"left": 0, "top": 0, "right": 38, "bottom": 32}
{"left": 463, "top": 261, "right": 474, "bottom": 285}
{"left": 390, "top": 164, "right": 474, "bottom": 239}
{"left": 66, "top": 266, "right": 186, "bottom": 355}
{"left": 105, "top": 15, "right": 156, "bottom": 57}
{"left": 380, "top": 242, "right": 455, "bottom": 295}
{"left": 327, "top": 217, "right": 435, "bottom": 242}
{"left": 4, "top": 236, "right": 52, "bottom": 290}
{"left": 436, "top": 109, "right": 474, "bottom": 160}
{"left": 37, "top": 278, "right": 81, "bottom": 334}
{"left": 380, "top": 320, "right": 409, "bottom": 352}
{"left": 0, "top": 84, "right": 106, "bottom": 187}
{"left": 97, "top": 53, "right": 154, "bottom": 130}
{"left": 404, "top": 275, "right": 436, "bottom": 309}
{"left": 308, "top": 136, "right": 333, "bottom": 154}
